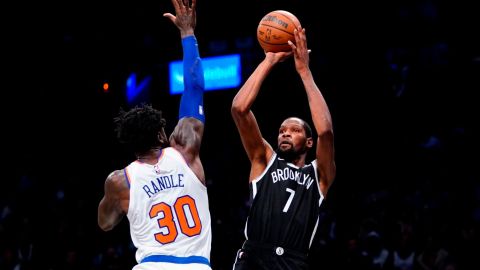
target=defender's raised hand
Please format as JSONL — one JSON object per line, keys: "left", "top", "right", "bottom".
{"left": 163, "top": 0, "right": 197, "bottom": 37}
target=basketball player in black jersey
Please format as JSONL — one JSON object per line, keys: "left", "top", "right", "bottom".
{"left": 231, "top": 25, "right": 336, "bottom": 270}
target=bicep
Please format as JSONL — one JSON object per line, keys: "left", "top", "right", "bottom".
{"left": 99, "top": 173, "right": 117, "bottom": 210}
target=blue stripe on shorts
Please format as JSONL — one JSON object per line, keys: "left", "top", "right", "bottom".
{"left": 140, "top": 255, "right": 210, "bottom": 266}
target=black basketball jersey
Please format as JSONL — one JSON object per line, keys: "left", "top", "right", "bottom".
{"left": 244, "top": 153, "right": 324, "bottom": 253}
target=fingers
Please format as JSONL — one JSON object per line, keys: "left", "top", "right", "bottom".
{"left": 171, "top": 0, "right": 188, "bottom": 14}
{"left": 287, "top": 40, "right": 297, "bottom": 50}
{"left": 293, "top": 27, "right": 308, "bottom": 52}
{"left": 163, "top": 13, "right": 176, "bottom": 23}
{"left": 191, "top": 2, "right": 196, "bottom": 19}
{"left": 171, "top": 0, "right": 181, "bottom": 12}
{"left": 181, "top": 0, "right": 194, "bottom": 10}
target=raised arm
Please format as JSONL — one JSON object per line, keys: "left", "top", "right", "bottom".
{"left": 290, "top": 27, "right": 336, "bottom": 196}
{"left": 164, "top": 0, "right": 206, "bottom": 182}
{"left": 98, "top": 170, "right": 130, "bottom": 231}
{"left": 231, "top": 52, "right": 291, "bottom": 181}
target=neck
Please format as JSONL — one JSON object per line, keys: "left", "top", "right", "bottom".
{"left": 290, "top": 156, "right": 306, "bottom": 167}
{"left": 136, "top": 147, "right": 163, "bottom": 164}
{"left": 277, "top": 150, "right": 307, "bottom": 167}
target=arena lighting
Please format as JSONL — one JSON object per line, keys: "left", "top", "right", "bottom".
{"left": 168, "top": 54, "right": 241, "bottom": 95}
{"left": 103, "top": 82, "right": 109, "bottom": 92}
{"left": 126, "top": 72, "right": 151, "bottom": 104}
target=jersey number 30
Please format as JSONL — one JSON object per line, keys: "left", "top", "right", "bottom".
{"left": 149, "top": 195, "right": 202, "bottom": 244}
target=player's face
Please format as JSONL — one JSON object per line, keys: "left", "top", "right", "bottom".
{"left": 277, "top": 118, "right": 309, "bottom": 159}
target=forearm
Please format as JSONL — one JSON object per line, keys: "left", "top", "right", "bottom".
{"left": 98, "top": 199, "right": 123, "bottom": 231}
{"left": 231, "top": 59, "right": 276, "bottom": 165}
{"left": 232, "top": 59, "right": 274, "bottom": 114}
{"left": 179, "top": 35, "right": 205, "bottom": 122}
{"left": 300, "top": 70, "right": 332, "bottom": 134}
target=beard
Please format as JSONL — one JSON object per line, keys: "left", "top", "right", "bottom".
{"left": 276, "top": 146, "right": 299, "bottom": 162}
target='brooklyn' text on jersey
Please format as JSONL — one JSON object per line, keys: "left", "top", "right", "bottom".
{"left": 270, "top": 167, "right": 315, "bottom": 189}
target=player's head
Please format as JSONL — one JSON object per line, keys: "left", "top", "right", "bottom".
{"left": 276, "top": 117, "right": 313, "bottom": 161}
{"left": 114, "top": 103, "right": 168, "bottom": 155}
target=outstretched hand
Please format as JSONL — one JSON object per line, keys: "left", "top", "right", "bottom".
{"left": 163, "top": 0, "right": 197, "bottom": 38}
{"left": 265, "top": 25, "right": 311, "bottom": 68}
{"left": 288, "top": 26, "right": 311, "bottom": 75}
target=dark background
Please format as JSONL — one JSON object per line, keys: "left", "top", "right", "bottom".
{"left": 4, "top": 0, "right": 479, "bottom": 269}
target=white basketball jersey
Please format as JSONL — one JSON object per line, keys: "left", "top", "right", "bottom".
{"left": 125, "top": 147, "right": 212, "bottom": 265}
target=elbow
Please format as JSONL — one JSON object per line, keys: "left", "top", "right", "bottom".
{"left": 231, "top": 101, "right": 249, "bottom": 117}
{"left": 317, "top": 127, "right": 334, "bottom": 140}
{"left": 317, "top": 115, "right": 334, "bottom": 135}
{"left": 98, "top": 220, "right": 114, "bottom": 232}
{"left": 98, "top": 213, "right": 115, "bottom": 232}
{"left": 99, "top": 226, "right": 112, "bottom": 232}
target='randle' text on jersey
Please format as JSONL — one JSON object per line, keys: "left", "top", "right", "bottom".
{"left": 271, "top": 167, "right": 315, "bottom": 189}
{"left": 143, "top": 174, "right": 185, "bottom": 198}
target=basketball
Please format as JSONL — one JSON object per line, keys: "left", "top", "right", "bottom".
{"left": 257, "top": 10, "right": 301, "bottom": 53}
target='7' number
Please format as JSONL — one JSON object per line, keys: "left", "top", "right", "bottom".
{"left": 283, "top": 188, "right": 295, "bottom": 213}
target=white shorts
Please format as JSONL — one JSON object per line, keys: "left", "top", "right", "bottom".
{"left": 133, "top": 262, "right": 212, "bottom": 270}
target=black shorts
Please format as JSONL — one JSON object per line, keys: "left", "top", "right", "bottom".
{"left": 232, "top": 240, "right": 309, "bottom": 270}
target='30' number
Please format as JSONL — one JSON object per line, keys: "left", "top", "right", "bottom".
{"left": 149, "top": 195, "right": 202, "bottom": 244}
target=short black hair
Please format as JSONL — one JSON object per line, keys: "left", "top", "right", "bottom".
{"left": 302, "top": 120, "right": 313, "bottom": 138}
{"left": 282, "top": 117, "right": 313, "bottom": 138}
{"left": 114, "top": 103, "right": 166, "bottom": 155}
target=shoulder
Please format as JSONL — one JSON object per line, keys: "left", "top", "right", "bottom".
{"left": 107, "top": 170, "right": 125, "bottom": 181}
{"left": 253, "top": 152, "right": 278, "bottom": 177}
{"left": 164, "top": 147, "right": 182, "bottom": 160}
{"left": 106, "top": 170, "right": 128, "bottom": 190}
{"left": 302, "top": 159, "right": 318, "bottom": 174}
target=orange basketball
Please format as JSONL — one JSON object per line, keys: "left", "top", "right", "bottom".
{"left": 257, "top": 10, "right": 301, "bottom": 53}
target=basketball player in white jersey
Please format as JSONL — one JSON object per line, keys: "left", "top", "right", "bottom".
{"left": 98, "top": 0, "right": 212, "bottom": 269}
{"left": 231, "top": 25, "right": 336, "bottom": 270}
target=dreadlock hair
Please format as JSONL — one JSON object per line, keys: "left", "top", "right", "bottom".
{"left": 114, "top": 103, "right": 167, "bottom": 155}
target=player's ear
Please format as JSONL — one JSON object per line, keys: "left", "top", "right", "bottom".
{"left": 158, "top": 130, "right": 168, "bottom": 146}
{"left": 306, "top": 137, "right": 314, "bottom": 148}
